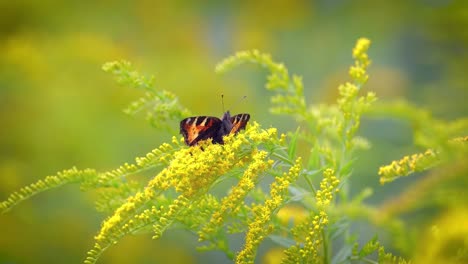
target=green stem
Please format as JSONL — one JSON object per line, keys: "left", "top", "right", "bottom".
{"left": 322, "top": 228, "right": 330, "bottom": 264}
{"left": 350, "top": 256, "right": 378, "bottom": 264}
{"left": 303, "top": 173, "right": 317, "bottom": 196}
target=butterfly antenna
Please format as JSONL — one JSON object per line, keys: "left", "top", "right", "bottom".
{"left": 225, "top": 95, "right": 247, "bottom": 112}
{"left": 221, "top": 94, "right": 225, "bottom": 112}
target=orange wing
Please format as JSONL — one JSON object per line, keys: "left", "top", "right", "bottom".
{"left": 180, "top": 116, "right": 221, "bottom": 146}
{"left": 230, "top": 114, "right": 250, "bottom": 134}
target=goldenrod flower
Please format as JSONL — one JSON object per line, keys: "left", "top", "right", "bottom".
{"left": 379, "top": 149, "right": 439, "bottom": 184}
{"left": 236, "top": 157, "right": 302, "bottom": 264}
{"left": 285, "top": 169, "right": 339, "bottom": 262}
{"left": 350, "top": 38, "right": 371, "bottom": 85}
{"left": 1, "top": 167, "right": 97, "bottom": 214}
{"left": 352, "top": 38, "right": 371, "bottom": 66}
{"left": 87, "top": 122, "right": 284, "bottom": 263}
{"left": 315, "top": 168, "right": 340, "bottom": 208}
{"left": 199, "top": 150, "right": 273, "bottom": 241}
{"left": 3, "top": 38, "right": 402, "bottom": 264}
{"left": 449, "top": 135, "right": 468, "bottom": 144}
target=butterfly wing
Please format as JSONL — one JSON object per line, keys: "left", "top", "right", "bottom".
{"left": 230, "top": 113, "right": 250, "bottom": 134}
{"left": 180, "top": 116, "right": 222, "bottom": 146}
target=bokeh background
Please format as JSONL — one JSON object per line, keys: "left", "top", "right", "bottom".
{"left": 1, "top": 1, "right": 467, "bottom": 263}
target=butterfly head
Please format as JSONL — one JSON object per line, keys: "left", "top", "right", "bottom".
{"left": 221, "top": 110, "right": 231, "bottom": 120}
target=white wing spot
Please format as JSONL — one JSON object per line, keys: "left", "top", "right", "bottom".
{"left": 200, "top": 117, "right": 208, "bottom": 126}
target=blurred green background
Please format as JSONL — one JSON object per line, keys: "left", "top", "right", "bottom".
{"left": 0, "top": 1, "right": 467, "bottom": 263}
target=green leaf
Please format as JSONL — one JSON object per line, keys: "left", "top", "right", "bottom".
{"left": 332, "top": 242, "right": 354, "bottom": 264}
{"left": 288, "top": 127, "right": 301, "bottom": 160}
{"left": 272, "top": 150, "right": 294, "bottom": 165}
{"left": 339, "top": 158, "right": 357, "bottom": 177}
{"left": 329, "top": 218, "right": 349, "bottom": 241}
{"left": 269, "top": 234, "right": 296, "bottom": 247}
{"left": 288, "top": 185, "right": 310, "bottom": 202}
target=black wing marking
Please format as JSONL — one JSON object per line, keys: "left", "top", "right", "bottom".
{"left": 230, "top": 113, "right": 250, "bottom": 133}
{"left": 180, "top": 116, "right": 222, "bottom": 146}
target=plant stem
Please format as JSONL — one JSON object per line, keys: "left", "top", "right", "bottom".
{"left": 322, "top": 228, "right": 330, "bottom": 264}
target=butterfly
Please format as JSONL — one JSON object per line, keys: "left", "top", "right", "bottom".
{"left": 180, "top": 111, "right": 250, "bottom": 146}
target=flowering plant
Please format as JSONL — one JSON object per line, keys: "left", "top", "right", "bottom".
{"left": 2, "top": 38, "right": 466, "bottom": 264}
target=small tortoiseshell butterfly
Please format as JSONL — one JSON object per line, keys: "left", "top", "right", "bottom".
{"left": 180, "top": 111, "right": 250, "bottom": 146}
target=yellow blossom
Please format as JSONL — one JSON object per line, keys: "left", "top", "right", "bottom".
{"left": 236, "top": 158, "right": 302, "bottom": 264}
{"left": 350, "top": 38, "right": 371, "bottom": 84}
{"left": 315, "top": 169, "right": 340, "bottom": 210}
{"left": 199, "top": 150, "right": 273, "bottom": 241}
{"left": 283, "top": 169, "right": 340, "bottom": 263}
{"left": 379, "top": 149, "right": 439, "bottom": 184}
{"left": 87, "top": 121, "right": 284, "bottom": 263}
{"left": 352, "top": 38, "right": 371, "bottom": 64}
{"left": 1, "top": 167, "right": 97, "bottom": 213}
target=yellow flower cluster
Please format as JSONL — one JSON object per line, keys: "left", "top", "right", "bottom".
{"left": 94, "top": 130, "right": 249, "bottom": 242}
{"left": 94, "top": 191, "right": 148, "bottom": 243}
{"left": 147, "top": 122, "right": 277, "bottom": 197}
{"left": 136, "top": 140, "right": 178, "bottom": 166}
{"left": 246, "top": 125, "right": 278, "bottom": 143}
{"left": 94, "top": 180, "right": 142, "bottom": 212}
{"left": 1, "top": 167, "right": 97, "bottom": 214}
{"left": 152, "top": 194, "right": 189, "bottom": 239}
{"left": 449, "top": 135, "right": 468, "bottom": 144}
{"left": 448, "top": 136, "right": 468, "bottom": 155}
{"left": 148, "top": 144, "right": 236, "bottom": 197}
{"left": 236, "top": 157, "right": 302, "bottom": 264}
{"left": 379, "top": 149, "right": 439, "bottom": 184}
{"left": 315, "top": 168, "right": 340, "bottom": 208}
{"left": 335, "top": 38, "right": 376, "bottom": 151}
{"left": 350, "top": 38, "right": 371, "bottom": 85}
{"left": 81, "top": 140, "right": 179, "bottom": 190}
{"left": 298, "top": 169, "right": 339, "bottom": 261}
{"left": 298, "top": 211, "right": 328, "bottom": 262}
{"left": 87, "top": 140, "right": 190, "bottom": 259}
{"left": 87, "top": 122, "right": 281, "bottom": 263}
{"left": 199, "top": 150, "right": 274, "bottom": 241}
